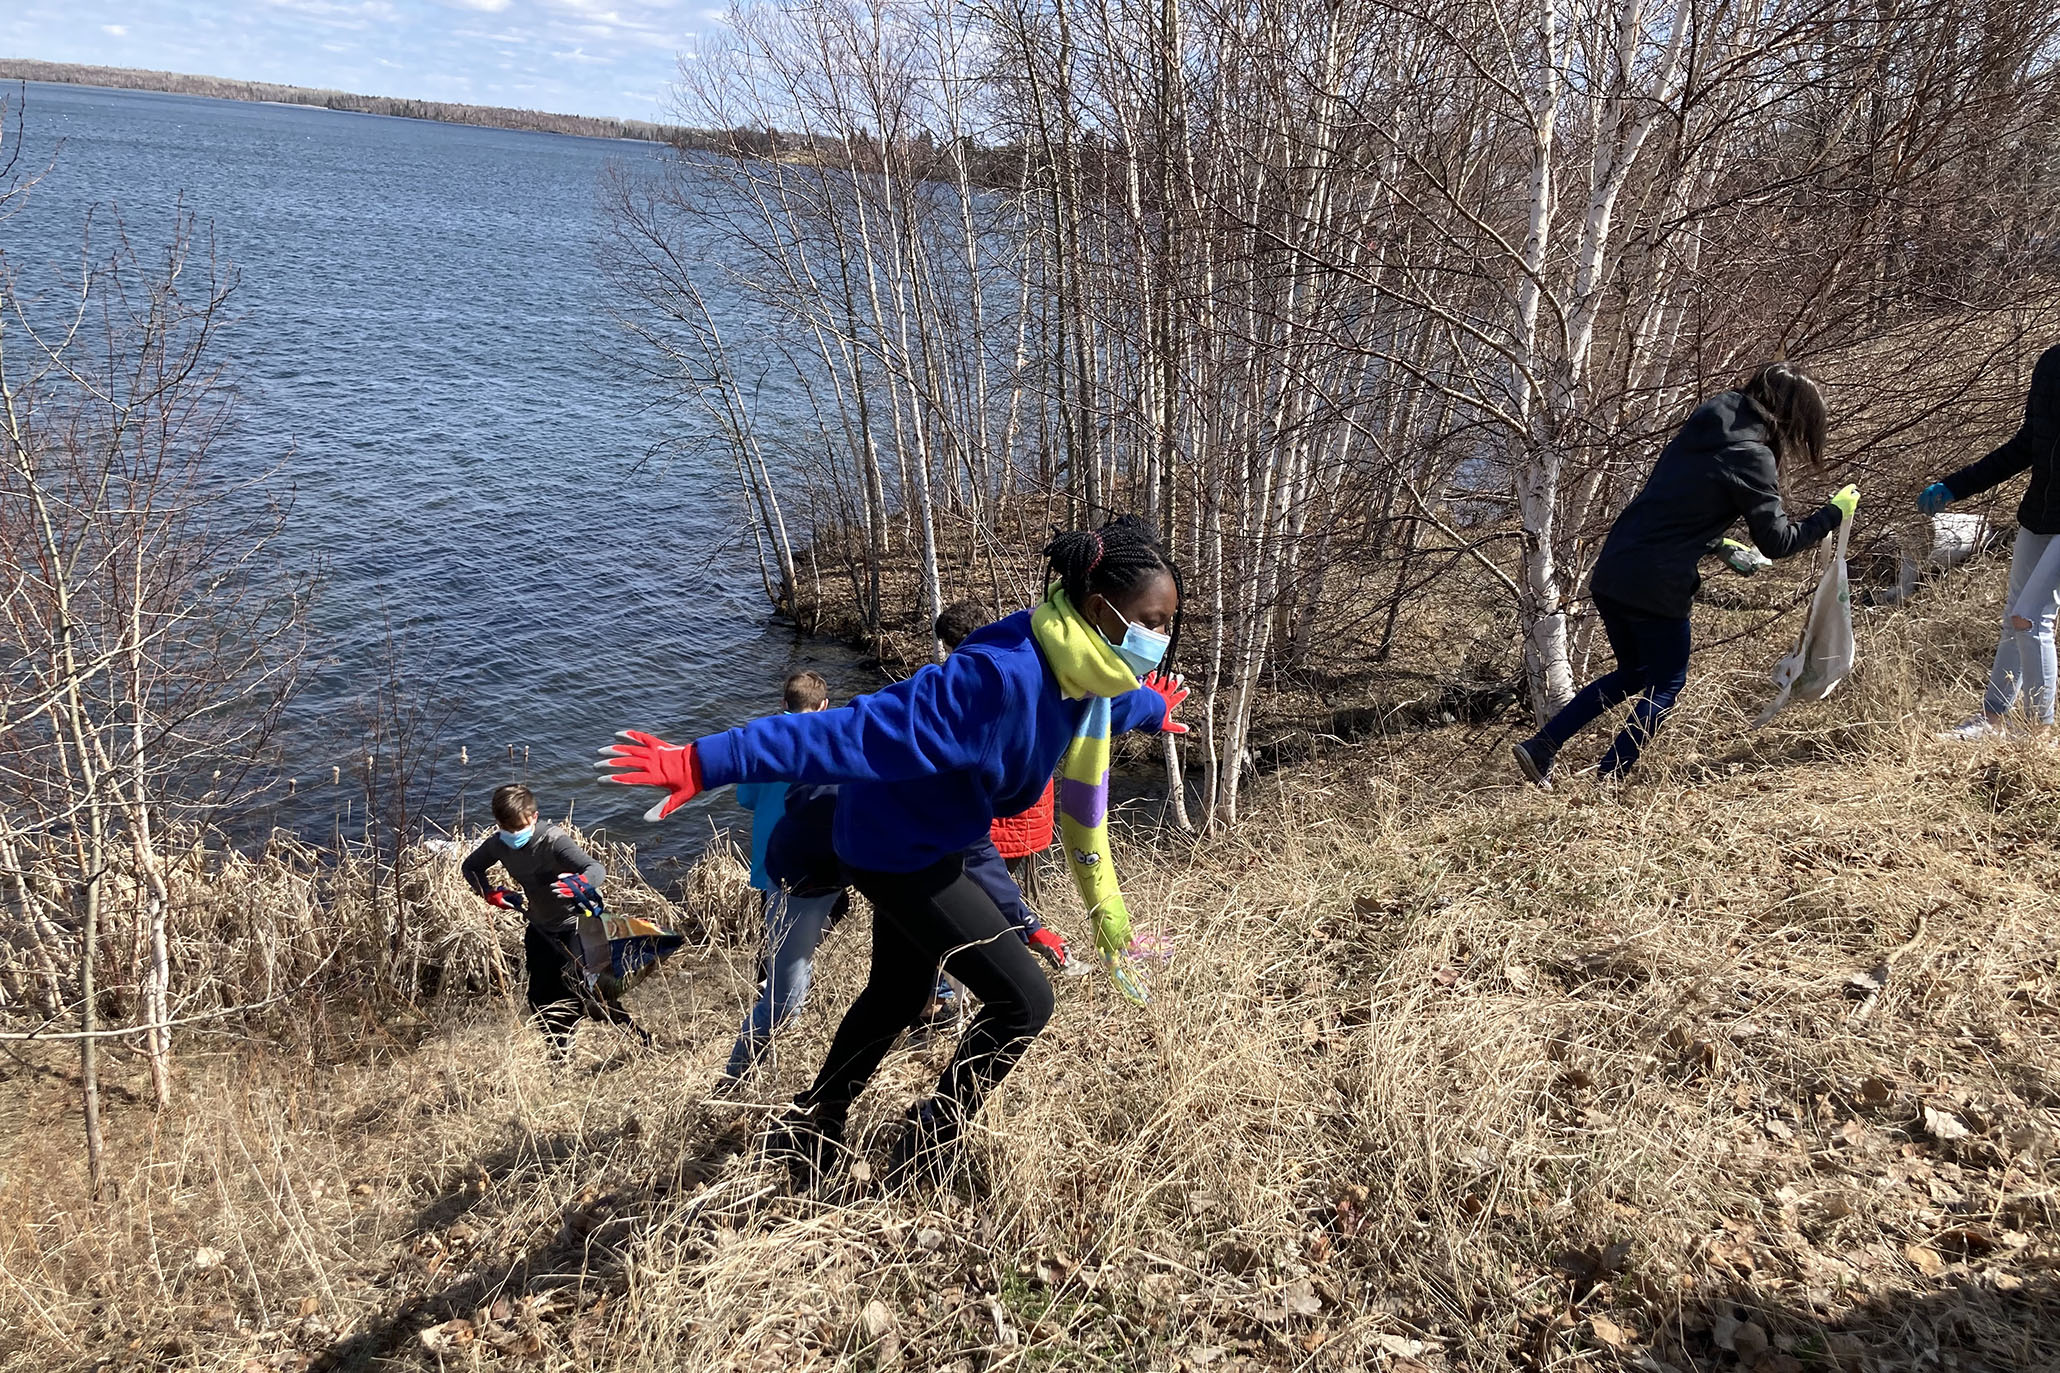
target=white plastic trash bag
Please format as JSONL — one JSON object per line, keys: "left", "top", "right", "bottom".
{"left": 1755, "top": 515, "right": 1854, "bottom": 726}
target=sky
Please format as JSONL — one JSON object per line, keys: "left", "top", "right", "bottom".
{"left": 1, "top": 0, "right": 710, "bottom": 123}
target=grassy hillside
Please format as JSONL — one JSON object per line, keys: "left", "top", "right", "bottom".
{"left": 3, "top": 552, "right": 2056, "bottom": 1372}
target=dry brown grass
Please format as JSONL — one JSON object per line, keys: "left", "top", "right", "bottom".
{"left": 3, "top": 552, "right": 2058, "bottom": 1373}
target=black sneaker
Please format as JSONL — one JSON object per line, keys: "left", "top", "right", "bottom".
{"left": 764, "top": 1099, "right": 847, "bottom": 1183}
{"left": 1511, "top": 739, "right": 1554, "bottom": 791}
{"left": 883, "top": 1098, "right": 963, "bottom": 1191}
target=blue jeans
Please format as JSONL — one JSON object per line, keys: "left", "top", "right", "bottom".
{"left": 1986, "top": 527, "right": 2060, "bottom": 725}
{"left": 1528, "top": 596, "right": 1692, "bottom": 778}
{"left": 724, "top": 890, "right": 842, "bottom": 1079}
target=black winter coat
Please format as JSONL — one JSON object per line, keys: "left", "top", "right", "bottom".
{"left": 1590, "top": 390, "right": 1842, "bottom": 620}
{"left": 1941, "top": 343, "right": 2060, "bottom": 533}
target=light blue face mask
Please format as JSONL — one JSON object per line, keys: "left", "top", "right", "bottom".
{"left": 1099, "top": 604, "right": 1170, "bottom": 676}
{"left": 501, "top": 825, "right": 535, "bottom": 849}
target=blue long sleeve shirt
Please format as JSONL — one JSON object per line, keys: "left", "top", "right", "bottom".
{"left": 694, "top": 611, "right": 1166, "bottom": 873}
{"left": 734, "top": 780, "right": 787, "bottom": 891}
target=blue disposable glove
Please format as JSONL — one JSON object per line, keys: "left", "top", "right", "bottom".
{"left": 1918, "top": 483, "right": 1953, "bottom": 516}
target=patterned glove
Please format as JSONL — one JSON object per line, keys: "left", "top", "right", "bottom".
{"left": 597, "top": 730, "right": 705, "bottom": 821}
{"left": 483, "top": 886, "right": 525, "bottom": 913}
{"left": 552, "top": 872, "right": 601, "bottom": 912}
{"left": 1718, "top": 538, "right": 1771, "bottom": 577}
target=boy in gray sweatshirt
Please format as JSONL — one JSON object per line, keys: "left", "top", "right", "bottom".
{"left": 461, "top": 783, "right": 607, "bottom": 1053}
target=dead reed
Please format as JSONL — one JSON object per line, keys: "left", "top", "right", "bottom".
{"left": 2, "top": 556, "right": 2055, "bottom": 1373}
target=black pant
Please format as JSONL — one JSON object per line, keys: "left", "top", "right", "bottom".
{"left": 800, "top": 855, "right": 1054, "bottom": 1125}
{"left": 524, "top": 924, "right": 584, "bottom": 1049}
{"left": 1530, "top": 595, "right": 1693, "bottom": 778}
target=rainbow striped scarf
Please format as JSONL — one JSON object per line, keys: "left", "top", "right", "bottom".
{"left": 1029, "top": 587, "right": 1150, "bottom": 1004}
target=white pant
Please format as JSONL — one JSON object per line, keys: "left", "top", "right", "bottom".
{"left": 1986, "top": 527, "right": 2060, "bottom": 725}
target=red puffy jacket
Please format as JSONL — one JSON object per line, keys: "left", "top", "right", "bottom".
{"left": 989, "top": 779, "right": 1055, "bottom": 859}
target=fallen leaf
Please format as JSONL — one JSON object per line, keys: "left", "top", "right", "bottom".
{"left": 1589, "top": 1314, "right": 1633, "bottom": 1349}
{"left": 915, "top": 1228, "right": 945, "bottom": 1251}
{"left": 419, "top": 1319, "right": 474, "bottom": 1354}
{"left": 1903, "top": 1243, "right": 1947, "bottom": 1277}
{"left": 1376, "top": 1333, "right": 1426, "bottom": 1358}
{"left": 193, "top": 1246, "right": 226, "bottom": 1271}
{"left": 1846, "top": 962, "right": 1888, "bottom": 995}
{"left": 1858, "top": 1076, "right": 1893, "bottom": 1106}
{"left": 861, "top": 1300, "right": 895, "bottom": 1339}
{"left": 1433, "top": 966, "right": 1460, "bottom": 987}
{"left": 1933, "top": 1225, "right": 1999, "bottom": 1258}
{"left": 1034, "top": 1251, "right": 1075, "bottom": 1286}
{"left": 1283, "top": 1278, "right": 1324, "bottom": 1318}
{"left": 1922, "top": 1105, "right": 1971, "bottom": 1142}
{"left": 1728, "top": 1319, "right": 1768, "bottom": 1359}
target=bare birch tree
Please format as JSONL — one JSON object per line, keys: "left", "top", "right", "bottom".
{"left": 0, "top": 185, "right": 305, "bottom": 1192}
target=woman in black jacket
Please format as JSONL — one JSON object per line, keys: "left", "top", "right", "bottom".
{"left": 1917, "top": 342, "right": 2060, "bottom": 739}
{"left": 1512, "top": 364, "right": 1857, "bottom": 788}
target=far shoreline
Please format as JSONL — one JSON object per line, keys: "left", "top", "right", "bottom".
{"left": 0, "top": 58, "right": 720, "bottom": 149}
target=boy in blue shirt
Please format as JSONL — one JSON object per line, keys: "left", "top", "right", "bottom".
{"left": 722, "top": 672, "right": 836, "bottom": 1082}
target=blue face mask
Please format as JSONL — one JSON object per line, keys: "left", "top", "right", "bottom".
{"left": 1099, "top": 604, "right": 1170, "bottom": 676}
{"left": 500, "top": 825, "right": 535, "bottom": 849}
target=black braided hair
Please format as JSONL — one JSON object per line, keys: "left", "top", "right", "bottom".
{"left": 1041, "top": 514, "right": 1185, "bottom": 671}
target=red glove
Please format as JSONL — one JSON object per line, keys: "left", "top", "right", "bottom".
{"left": 597, "top": 730, "right": 705, "bottom": 821}
{"left": 1026, "top": 925, "right": 1072, "bottom": 970}
{"left": 1142, "top": 671, "right": 1189, "bottom": 735}
{"left": 483, "top": 886, "right": 525, "bottom": 912}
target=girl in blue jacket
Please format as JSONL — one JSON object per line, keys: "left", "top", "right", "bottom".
{"left": 601, "top": 516, "right": 1188, "bottom": 1183}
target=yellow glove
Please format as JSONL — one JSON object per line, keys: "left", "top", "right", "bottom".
{"left": 1830, "top": 484, "right": 1859, "bottom": 523}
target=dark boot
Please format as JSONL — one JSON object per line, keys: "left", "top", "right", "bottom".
{"left": 1511, "top": 737, "right": 1555, "bottom": 790}
{"left": 764, "top": 1098, "right": 847, "bottom": 1184}
{"left": 884, "top": 1097, "right": 963, "bottom": 1191}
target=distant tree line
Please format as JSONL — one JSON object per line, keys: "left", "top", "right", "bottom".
{"left": 0, "top": 59, "right": 731, "bottom": 147}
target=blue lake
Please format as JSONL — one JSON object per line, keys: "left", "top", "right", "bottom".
{"left": 3, "top": 81, "right": 870, "bottom": 859}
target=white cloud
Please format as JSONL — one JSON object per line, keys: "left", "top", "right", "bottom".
{"left": 101, "top": 23, "right": 127, "bottom": 36}
{"left": 257, "top": 0, "right": 400, "bottom": 27}
{"left": 551, "top": 45, "right": 612, "bottom": 63}
{"left": 439, "top": 0, "right": 513, "bottom": 12}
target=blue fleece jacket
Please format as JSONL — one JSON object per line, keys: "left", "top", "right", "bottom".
{"left": 694, "top": 610, "right": 1167, "bottom": 873}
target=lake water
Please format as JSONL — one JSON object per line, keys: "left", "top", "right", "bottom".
{"left": 3, "top": 81, "right": 871, "bottom": 858}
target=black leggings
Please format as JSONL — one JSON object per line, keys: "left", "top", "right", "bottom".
{"left": 800, "top": 855, "right": 1055, "bottom": 1125}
